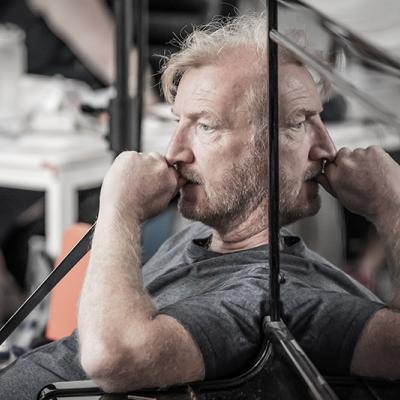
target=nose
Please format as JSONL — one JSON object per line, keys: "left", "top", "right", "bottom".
{"left": 165, "top": 122, "right": 195, "bottom": 166}
{"left": 308, "top": 119, "right": 337, "bottom": 162}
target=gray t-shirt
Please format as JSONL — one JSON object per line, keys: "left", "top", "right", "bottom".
{"left": 143, "top": 222, "right": 384, "bottom": 379}
{"left": 0, "top": 222, "right": 385, "bottom": 398}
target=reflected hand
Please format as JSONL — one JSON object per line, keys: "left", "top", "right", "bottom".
{"left": 318, "top": 146, "right": 400, "bottom": 223}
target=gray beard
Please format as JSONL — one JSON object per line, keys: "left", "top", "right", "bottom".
{"left": 279, "top": 174, "right": 322, "bottom": 226}
{"left": 178, "top": 145, "right": 321, "bottom": 231}
{"left": 178, "top": 147, "right": 268, "bottom": 233}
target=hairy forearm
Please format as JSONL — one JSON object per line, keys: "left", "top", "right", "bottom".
{"left": 78, "top": 207, "right": 156, "bottom": 354}
{"left": 373, "top": 207, "right": 400, "bottom": 307}
{"left": 77, "top": 154, "right": 204, "bottom": 390}
{"left": 78, "top": 207, "right": 204, "bottom": 391}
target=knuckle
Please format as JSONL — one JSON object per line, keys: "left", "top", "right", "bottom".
{"left": 123, "top": 150, "right": 136, "bottom": 158}
{"left": 353, "top": 147, "right": 364, "bottom": 155}
{"left": 336, "top": 147, "right": 350, "bottom": 161}
{"left": 117, "top": 151, "right": 137, "bottom": 163}
{"left": 366, "top": 145, "right": 380, "bottom": 154}
{"left": 338, "top": 147, "right": 350, "bottom": 155}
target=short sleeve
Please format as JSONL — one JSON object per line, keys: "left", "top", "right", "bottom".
{"left": 159, "top": 281, "right": 266, "bottom": 379}
{"left": 282, "top": 286, "right": 385, "bottom": 374}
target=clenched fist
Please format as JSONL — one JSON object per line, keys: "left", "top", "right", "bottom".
{"left": 318, "top": 146, "right": 400, "bottom": 224}
{"left": 99, "top": 151, "right": 185, "bottom": 222}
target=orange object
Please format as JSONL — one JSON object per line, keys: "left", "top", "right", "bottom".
{"left": 46, "top": 223, "right": 91, "bottom": 340}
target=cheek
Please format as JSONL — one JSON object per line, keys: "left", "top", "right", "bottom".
{"left": 280, "top": 139, "right": 310, "bottom": 169}
{"left": 280, "top": 152, "right": 307, "bottom": 185}
{"left": 194, "top": 139, "right": 246, "bottom": 174}
{"left": 195, "top": 152, "right": 231, "bottom": 183}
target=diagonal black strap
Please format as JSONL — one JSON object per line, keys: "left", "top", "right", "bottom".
{"left": 0, "top": 223, "right": 96, "bottom": 346}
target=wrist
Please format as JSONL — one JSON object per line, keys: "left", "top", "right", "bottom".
{"left": 371, "top": 193, "right": 400, "bottom": 231}
{"left": 98, "top": 203, "right": 141, "bottom": 227}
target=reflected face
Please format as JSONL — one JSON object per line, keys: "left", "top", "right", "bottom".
{"left": 278, "top": 63, "right": 336, "bottom": 225}
{"left": 165, "top": 56, "right": 337, "bottom": 230}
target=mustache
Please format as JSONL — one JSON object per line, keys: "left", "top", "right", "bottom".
{"left": 176, "top": 166, "right": 203, "bottom": 184}
{"left": 304, "top": 166, "right": 323, "bottom": 181}
{"left": 177, "top": 166, "right": 322, "bottom": 183}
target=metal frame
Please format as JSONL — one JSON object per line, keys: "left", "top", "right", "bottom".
{"left": 267, "top": 0, "right": 281, "bottom": 323}
{"left": 110, "top": 0, "right": 133, "bottom": 153}
{"left": 111, "top": 0, "right": 147, "bottom": 153}
{"left": 3, "top": 0, "right": 400, "bottom": 398}
{"left": 265, "top": 1, "right": 338, "bottom": 398}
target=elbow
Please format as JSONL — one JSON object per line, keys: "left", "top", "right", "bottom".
{"left": 80, "top": 350, "right": 125, "bottom": 392}
{"left": 80, "top": 337, "right": 116, "bottom": 386}
{"left": 79, "top": 333, "right": 147, "bottom": 393}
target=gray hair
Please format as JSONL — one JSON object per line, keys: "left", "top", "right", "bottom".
{"left": 161, "top": 13, "right": 271, "bottom": 142}
{"left": 161, "top": 14, "right": 268, "bottom": 101}
{"left": 160, "top": 13, "right": 329, "bottom": 141}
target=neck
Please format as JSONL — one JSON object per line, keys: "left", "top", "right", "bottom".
{"left": 209, "top": 204, "right": 269, "bottom": 253}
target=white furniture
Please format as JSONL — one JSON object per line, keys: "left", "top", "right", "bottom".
{"left": 0, "top": 100, "right": 176, "bottom": 259}
{"left": 0, "top": 134, "right": 113, "bottom": 258}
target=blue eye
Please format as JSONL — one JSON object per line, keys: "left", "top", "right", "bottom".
{"left": 198, "top": 123, "right": 213, "bottom": 133}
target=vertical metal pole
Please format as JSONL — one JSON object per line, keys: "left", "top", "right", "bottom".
{"left": 111, "top": 0, "right": 135, "bottom": 154}
{"left": 267, "top": 0, "right": 281, "bottom": 321}
{"left": 135, "top": 0, "right": 148, "bottom": 152}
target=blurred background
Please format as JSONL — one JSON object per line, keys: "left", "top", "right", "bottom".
{"left": 0, "top": 0, "right": 400, "bottom": 365}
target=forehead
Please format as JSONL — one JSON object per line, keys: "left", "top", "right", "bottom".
{"left": 279, "top": 64, "right": 322, "bottom": 114}
{"left": 173, "top": 50, "right": 258, "bottom": 117}
{"left": 173, "top": 55, "right": 322, "bottom": 120}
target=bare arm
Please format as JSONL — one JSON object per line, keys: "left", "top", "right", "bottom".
{"left": 30, "top": 0, "right": 118, "bottom": 84}
{"left": 320, "top": 146, "right": 400, "bottom": 379}
{"left": 78, "top": 152, "right": 203, "bottom": 392}
{"left": 29, "top": 0, "right": 157, "bottom": 101}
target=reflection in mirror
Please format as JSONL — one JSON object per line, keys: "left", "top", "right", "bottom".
{"left": 277, "top": 0, "right": 400, "bottom": 301}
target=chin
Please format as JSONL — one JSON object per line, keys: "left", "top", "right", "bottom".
{"left": 280, "top": 195, "right": 321, "bottom": 226}
{"left": 178, "top": 196, "right": 236, "bottom": 229}
{"left": 178, "top": 197, "right": 209, "bottom": 223}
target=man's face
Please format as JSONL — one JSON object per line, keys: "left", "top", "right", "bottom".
{"left": 278, "top": 63, "right": 336, "bottom": 225}
{"left": 165, "top": 56, "right": 336, "bottom": 230}
{"left": 166, "top": 52, "right": 266, "bottom": 232}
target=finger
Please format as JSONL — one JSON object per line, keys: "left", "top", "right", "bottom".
{"left": 177, "top": 176, "right": 187, "bottom": 189}
{"left": 334, "top": 147, "right": 352, "bottom": 164}
{"left": 168, "top": 163, "right": 179, "bottom": 180}
{"left": 147, "top": 152, "right": 165, "bottom": 162}
{"left": 317, "top": 172, "right": 337, "bottom": 198}
{"left": 353, "top": 147, "right": 366, "bottom": 158}
{"left": 171, "top": 176, "right": 186, "bottom": 198}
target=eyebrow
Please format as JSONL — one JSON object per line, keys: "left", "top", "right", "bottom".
{"left": 286, "top": 106, "right": 322, "bottom": 119}
{"left": 171, "top": 108, "right": 223, "bottom": 124}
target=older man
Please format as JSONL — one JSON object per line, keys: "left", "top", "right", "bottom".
{"left": 1, "top": 13, "right": 400, "bottom": 398}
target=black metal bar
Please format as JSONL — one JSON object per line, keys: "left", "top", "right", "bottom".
{"left": 264, "top": 318, "right": 339, "bottom": 400}
{"left": 111, "top": 0, "right": 135, "bottom": 154}
{"left": 135, "top": 0, "right": 148, "bottom": 151}
{"left": 0, "top": 224, "right": 95, "bottom": 346}
{"left": 115, "top": 0, "right": 131, "bottom": 106}
{"left": 267, "top": 0, "right": 281, "bottom": 321}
